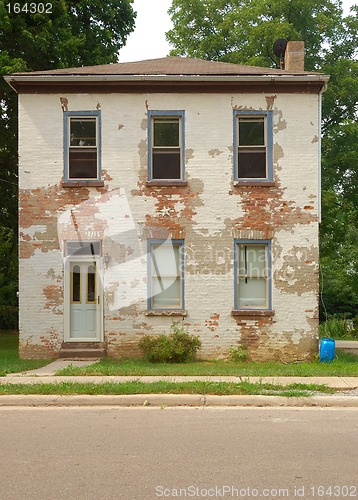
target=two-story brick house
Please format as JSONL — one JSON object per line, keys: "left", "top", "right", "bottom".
{"left": 5, "top": 42, "right": 329, "bottom": 360}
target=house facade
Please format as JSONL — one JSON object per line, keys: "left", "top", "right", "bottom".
{"left": 6, "top": 43, "right": 329, "bottom": 361}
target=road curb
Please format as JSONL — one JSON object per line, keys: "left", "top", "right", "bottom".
{"left": 1, "top": 394, "right": 358, "bottom": 408}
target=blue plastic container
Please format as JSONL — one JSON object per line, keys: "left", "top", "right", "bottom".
{"left": 319, "top": 338, "right": 335, "bottom": 363}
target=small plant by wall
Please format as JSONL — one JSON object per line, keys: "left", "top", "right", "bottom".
{"left": 229, "top": 345, "right": 248, "bottom": 362}
{"left": 139, "top": 321, "right": 202, "bottom": 363}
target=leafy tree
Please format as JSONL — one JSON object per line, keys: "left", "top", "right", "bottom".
{"left": 0, "top": 0, "right": 136, "bottom": 308}
{"left": 167, "top": 0, "right": 358, "bottom": 318}
{"left": 167, "top": 0, "right": 347, "bottom": 69}
{"left": 0, "top": 0, "right": 136, "bottom": 70}
{"left": 0, "top": 225, "right": 17, "bottom": 305}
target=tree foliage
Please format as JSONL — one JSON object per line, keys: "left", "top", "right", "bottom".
{"left": 167, "top": 0, "right": 358, "bottom": 318}
{"left": 167, "top": 0, "right": 350, "bottom": 68}
{"left": 0, "top": 0, "right": 136, "bottom": 70}
{"left": 0, "top": 0, "right": 136, "bottom": 307}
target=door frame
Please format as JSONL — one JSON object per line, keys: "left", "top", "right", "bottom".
{"left": 64, "top": 255, "right": 103, "bottom": 342}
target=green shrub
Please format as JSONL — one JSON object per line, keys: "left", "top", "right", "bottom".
{"left": 319, "top": 317, "right": 348, "bottom": 339}
{"left": 139, "top": 321, "right": 201, "bottom": 363}
{"left": 351, "top": 316, "right": 358, "bottom": 338}
{"left": 0, "top": 306, "right": 18, "bottom": 330}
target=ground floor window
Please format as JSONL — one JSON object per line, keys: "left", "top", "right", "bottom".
{"left": 234, "top": 240, "right": 272, "bottom": 310}
{"left": 148, "top": 239, "right": 184, "bottom": 310}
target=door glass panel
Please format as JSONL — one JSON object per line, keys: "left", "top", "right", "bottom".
{"left": 71, "top": 264, "right": 81, "bottom": 303}
{"left": 87, "top": 264, "right": 96, "bottom": 303}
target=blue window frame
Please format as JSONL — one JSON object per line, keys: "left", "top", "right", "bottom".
{"left": 234, "top": 240, "right": 272, "bottom": 310}
{"left": 147, "top": 239, "right": 185, "bottom": 310}
{"left": 148, "top": 111, "right": 185, "bottom": 181}
{"left": 64, "top": 110, "right": 101, "bottom": 182}
{"left": 233, "top": 110, "right": 273, "bottom": 182}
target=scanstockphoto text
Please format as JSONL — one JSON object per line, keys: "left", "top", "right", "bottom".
{"left": 155, "top": 484, "right": 357, "bottom": 498}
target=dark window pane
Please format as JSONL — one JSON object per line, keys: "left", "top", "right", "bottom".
{"left": 238, "top": 149, "right": 266, "bottom": 178}
{"left": 239, "top": 119, "right": 264, "bottom": 146}
{"left": 154, "top": 119, "right": 179, "bottom": 147}
{"left": 72, "top": 265, "right": 81, "bottom": 302}
{"left": 70, "top": 118, "right": 96, "bottom": 146}
{"left": 153, "top": 149, "right": 181, "bottom": 179}
{"left": 69, "top": 149, "right": 97, "bottom": 179}
{"left": 87, "top": 264, "right": 96, "bottom": 303}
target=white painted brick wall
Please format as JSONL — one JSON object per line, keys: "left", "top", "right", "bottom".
{"left": 19, "top": 90, "right": 320, "bottom": 359}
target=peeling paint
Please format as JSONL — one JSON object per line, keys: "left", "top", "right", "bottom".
{"left": 60, "top": 97, "right": 68, "bottom": 112}
{"left": 208, "top": 149, "right": 223, "bottom": 157}
{"left": 265, "top": 95, "right": 277, "bottom": 110}
{"left": 185, "top": 148, "right": 194, "bottom": 163}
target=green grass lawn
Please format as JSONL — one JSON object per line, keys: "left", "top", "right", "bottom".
{"left": 56, "top": 350, "right": 358, "bottom": 377}
{"left": 1, "top": 333, "right": 357, "bottom": 379}
{"left": 0, "top": 381, "right": 335, "bottom": 397}
{"left": 0, "top": 333, "right": 50, "bottom": 376}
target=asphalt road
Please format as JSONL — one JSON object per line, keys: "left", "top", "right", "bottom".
{"left": 0, "top": 407, "right": 357, "bottom": 500}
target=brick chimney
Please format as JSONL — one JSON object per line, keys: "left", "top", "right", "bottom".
{"left": 284, "top": 41, "right": 305, "bottom": 72}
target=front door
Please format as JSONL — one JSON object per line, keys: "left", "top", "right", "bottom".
{"left": 65, "top": 258, "right": 102, "bottom": 341}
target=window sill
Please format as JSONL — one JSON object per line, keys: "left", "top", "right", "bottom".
{"left": 62, "top": 181, "right": 104, "bottom": 188}
{"left": 146, "top": 180, "right": 188, "bottom": 187}
{"left": 145, "top": 309, "right": 188, "bottom": 317}
{"left": 233, "top": 181, "right": 276, "bottom": 187}
{"left": 231, "top": 309, "right": 275, "bottom": 317}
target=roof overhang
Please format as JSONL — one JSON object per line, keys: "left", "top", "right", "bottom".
{"left": 4, "top": 73, "right": 329, "bottom": 94}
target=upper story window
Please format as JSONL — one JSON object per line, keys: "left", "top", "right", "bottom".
{"left": 148, "top": 111, "right": 185, "bottom": 181}
{"left": 64, "top": 111, "right": 101, "bottom": 184}
{"left": 233, "top": 111, "right": 273, "bottom": 183}
{"left": 234, "top": 240, "right": 272, "bottom": 311}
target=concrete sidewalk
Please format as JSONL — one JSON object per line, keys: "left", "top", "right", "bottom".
{"left": 1, "top": 351, "right": 357, "bottom": 407}
{"left": 1, "top": 372, "right": 358, "bottom": 408}
{"left": 3, "top": 357, "right": 358, "bottom": 390}
{"left": 9, "top": 359, "right": 99, "bottom": 376}
{"left": 2, "top": 374, "right": 358, "bottom": 389}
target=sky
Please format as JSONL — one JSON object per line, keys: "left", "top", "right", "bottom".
{"left": 118, "top": 0, "right": 356, "bottom": 62}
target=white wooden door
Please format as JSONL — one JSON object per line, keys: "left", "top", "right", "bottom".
{"left": 68, "top": 260, "right": 101, "bottom": 340}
